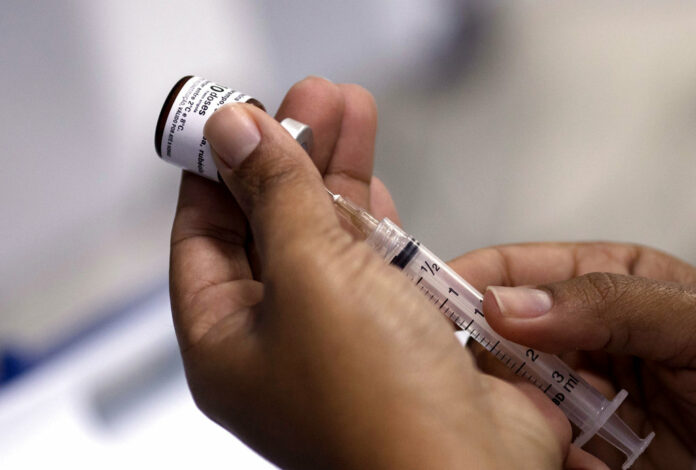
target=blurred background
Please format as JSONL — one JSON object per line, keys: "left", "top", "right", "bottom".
{"left": 1, "top": 1, "right": 695, "bottom": 468}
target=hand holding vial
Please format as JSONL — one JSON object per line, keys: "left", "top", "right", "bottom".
{"left": 165, "top": 77, "right": 696, "bottom": 469}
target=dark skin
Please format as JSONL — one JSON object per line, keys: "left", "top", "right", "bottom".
{"left": 455, "top": 243, "right": 696, "bottom": 469}
{"left": 169, "top": 76, "right": 696, "bottom": 469}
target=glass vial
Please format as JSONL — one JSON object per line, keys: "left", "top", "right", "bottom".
{"left": 154, "top": 76, "right": 264, "bottom": 181}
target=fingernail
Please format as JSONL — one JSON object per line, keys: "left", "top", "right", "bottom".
{"left": 487, "top": 287, "right": 552, "bottom": 318}
{"left": 205, "top": 104, "right": 261, "bottom": 168}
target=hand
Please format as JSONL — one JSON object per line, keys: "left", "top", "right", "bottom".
{"left": 169, "top": 78, "right": 594, "bottom": 469}
{"left": 451, "top": 243, "right": 696, "bottom": 469}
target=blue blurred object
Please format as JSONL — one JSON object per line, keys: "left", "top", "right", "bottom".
{"left": 0, "top": 281, "right": 275, "bottom": 469}
{"left": 0, "top": 282, "right": 167, "bottom": 386}
{"left": 0, "top": 347, "right": 34, "bottom": 384}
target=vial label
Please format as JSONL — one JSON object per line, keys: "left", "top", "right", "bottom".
{"left": 160, "top": 76, "right": 256, "bottom": 180}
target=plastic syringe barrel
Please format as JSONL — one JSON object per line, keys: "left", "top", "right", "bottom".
{"left": 522, "top": 350, "right": 654, "bottom": 469}
{"left": 362, "top": 216, "right": 654, "bottom": 469}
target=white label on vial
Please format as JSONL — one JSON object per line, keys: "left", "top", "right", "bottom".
{"left": 160, "top": 76, "right": 256, "bottom": 180}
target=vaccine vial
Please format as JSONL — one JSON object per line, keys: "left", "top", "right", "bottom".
{"left": 154, "top": 76, "right": 265, "bottom": 181}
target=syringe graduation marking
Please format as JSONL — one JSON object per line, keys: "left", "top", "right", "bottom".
{"left": 408, "top": 260, "right": 592, "bottom": 411}
{"left": 390, "top": 240, "right": 419, "bottom": 269}
{"left": 344, "top": 205, "right": 655, "bottom": 466}
{"left": 400, "top": 252, "right": 557, "bottom": 396}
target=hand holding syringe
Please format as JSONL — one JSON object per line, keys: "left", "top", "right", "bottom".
{"left": 328, "top": 189, "right": 654, "bottom": 469}
{"left": 159, "top": 77, "right": 696, "bottom": 469}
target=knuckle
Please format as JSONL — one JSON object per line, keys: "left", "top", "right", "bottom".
{"left": 579, "top": 272, "right": 623, "bottom": 305}
{"left": 291, "top": 76, "right": 342, "bottom": 104}
{"left": 263, "top": 231, "right": 385, "bottom": 316}
{"left": 584, "top": 242, "right": 636, "bottom": 264}
{"left": 287, "top": 223, "right": 349, "bottom": 261}
{"left": 234, "top": 157, "right": 309, "bottom": 210}
{"left": 264, "top": 224, "right": 353, "bottom": 280}
{"left": 299, "top": 75, "right": 335, "bottom": 89}
{"left": 341, "top": 82, "right": 376, "bottom": 103}
{"left": 340, "top": 83, "right": 378, "bottom": 120}
{"left": 574, "top": 272, "right": 633, "bottom": 350}
{"left": 330, "top": 240, "right": 384, "bottom": 283}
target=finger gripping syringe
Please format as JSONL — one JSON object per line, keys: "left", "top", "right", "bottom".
{"left": 329, "top": 190, "right": 654, "bottom": 469}
{"left": 152, "top": 76, "right": 654, "bottom": 468}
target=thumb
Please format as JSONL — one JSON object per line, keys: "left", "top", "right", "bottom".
{"left": 203, "top": 102, "right": 345, "bottom": 266}
{"left": 482, "top": 273, "right": 696, "bottom": 363}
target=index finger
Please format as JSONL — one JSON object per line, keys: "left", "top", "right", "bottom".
{"left": 274, "top": 78, "right": 387, "bottom": 217}
{"left": 448, "top": 241, "right": 696, "bottom": 292}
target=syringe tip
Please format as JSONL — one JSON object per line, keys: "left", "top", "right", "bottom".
{"left": 327, "top": 189, "right": 379, "bottom": 238}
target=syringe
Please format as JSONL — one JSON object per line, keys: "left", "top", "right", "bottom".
{"left": 329, "top": 189, "right": 654, "bottom": 470}
{"left": 153, "top": 75, "right": 654, "bottom": 467}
